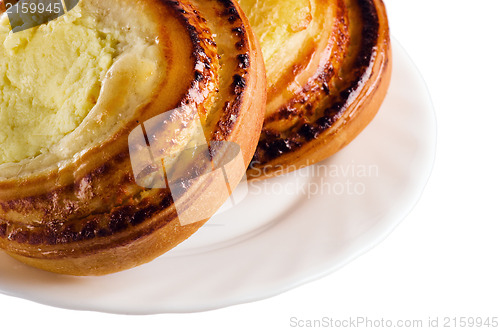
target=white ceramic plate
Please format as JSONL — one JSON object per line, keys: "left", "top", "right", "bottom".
{"left": 0, "top": 40, "right": 436, "bottom": 314}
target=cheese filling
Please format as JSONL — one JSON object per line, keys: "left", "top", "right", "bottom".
{"left": 0, "top": 5, "right": 118, "bottom": 164}
{"left": 237, "top": 0, "right": 313, "bottom": 86}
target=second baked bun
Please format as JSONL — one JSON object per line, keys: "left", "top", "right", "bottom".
{"left": 239, "top": 0, "right": 392, "bottom": 180}
{"left": 0, "top": 0, "right": 266, "bottom": 275}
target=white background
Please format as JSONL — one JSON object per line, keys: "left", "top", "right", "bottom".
{"left": 1, "top": 0, "right": 499, "bottom": 329}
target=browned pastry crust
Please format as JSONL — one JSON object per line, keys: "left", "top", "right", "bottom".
{"left": 0, "top": 0, "right": 9, "bottom": 14}
{"left": 0, "top": 0, "right": 266, "bottom": 275}
{"left": 246, "top": 0, "right": 392, "bottom": 180}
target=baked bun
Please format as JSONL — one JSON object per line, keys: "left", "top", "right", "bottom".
{"left": 239, "top": 0, "right": 392, "bottom": 180}
{"left": 0, "top": 0, "right": 266, "bottom": 275}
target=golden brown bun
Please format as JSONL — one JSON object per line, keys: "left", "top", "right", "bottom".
{"left": 244, "top": 0, "right": 392, "bottom": 180}
{"left": 0, "top": 0, "right": 266, "bottom": 275}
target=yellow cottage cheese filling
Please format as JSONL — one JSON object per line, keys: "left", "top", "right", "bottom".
{"left": 0, "top": 6, "right": 118, "bottom": 164}
{"left": 238, "top": 0, "right": 312, "bottom": 64}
